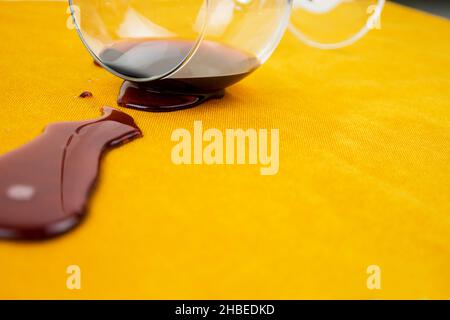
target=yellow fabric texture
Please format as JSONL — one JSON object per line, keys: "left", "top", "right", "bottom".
{"left": 0, "top": 2, "right": 449, "bottom": 299}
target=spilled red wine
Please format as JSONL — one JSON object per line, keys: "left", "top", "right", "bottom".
{"left": 99, "top": 39, "right": 260, "bottom": 111}
{"left": 0, "top": 107, "right": 142, "bottom": 240}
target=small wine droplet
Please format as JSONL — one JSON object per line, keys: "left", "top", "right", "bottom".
{"left": 79, "top": 91, "right": 93, "bottom": 98}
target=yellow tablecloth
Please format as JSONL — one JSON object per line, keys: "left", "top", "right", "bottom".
{"left": 0, "top": 2, "right": 449, "bottom": 299}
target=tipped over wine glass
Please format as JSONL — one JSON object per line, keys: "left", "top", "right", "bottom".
{"left": 69, "top": 0, "right": 385, "bottom": 111}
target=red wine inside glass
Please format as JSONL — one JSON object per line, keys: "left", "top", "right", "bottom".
{"left": 99, "top": 39, "right": 260, "bottom": 112}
